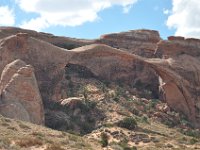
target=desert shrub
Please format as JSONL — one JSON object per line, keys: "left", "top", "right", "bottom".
{"left": 7, "top": 126, "right": 18, "bottom": 131}
{"left": 100, "top": 83, "right": 107, "bottom": 93}
{"left": 4, "top": 118, "right": 12, "bottom": 123}
{"left": 140, "top": 115, "right": 149, "bottom": 123}
{"left": 1, "top": 122, "right": 10, "bottom": 127}
{"left": 117, "top": 117, "right": 137, "bottom": 130}
{"left": 130, "top": 107, "right": 140, "bottom": 116}
{"left": 180, "top": 129, "right": 200, "bottom": 138}
{"left": 118, "top": 138, "right": 128, "bottom": 148}
{"left": 118, "top": 138, "right": 137, "bottom": 150}
{"left": 113, "top": 96, "right": 120, "bottom": 102}
{"left": 68, "top": 134, "right": 79, "bottom": 142}
{"left": 100, "top": 132, "right": 108, "bottom": 147}
{"left": 180, "top": 119, "right": 190, "bottom": 126}
{"left": 145, "top": 99, "right": 159, "bottom": 111}
{"left": 189, "top": 138, "right": 198, "bottom": 145}
{"left": 149, "top": 99, "right": 159, "bottom": 107}
{"left": 18, "top": 122, "right": 31, "bottom": 130}
{"left": 67, "top": 80, "right": 75, "bottom": 97}
{"left": 85, "top": 100, "right": 97, "bottom": 110}
{"left": 163, "top": 120, "right": 176, "bottom": 128}
{"left": 103, "top": 123, "right": 114, "bottom": 128}
{"left": 124, "top": 146, "right": 137, "bottom": 150}
{"left": 45, "top": 144, "right": 65, "bottom": 150}
{"left": 116, "top": 87, "right": 128, "bottom": 98}
{"left": 81, "top": 122, "right": 93, "bottom": 135}
{"left": 31, "top": 131, "right": 45, "bottom": 139}
{"left": 16, "top": 137, "right": 43, "bottom": 147}
{"left": 82, "top": 86, "right": 88, "bottom": 100}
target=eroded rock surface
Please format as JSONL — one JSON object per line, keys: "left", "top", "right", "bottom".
{"left": 0, "top": 27, "right": 93, "bottom": 49}
{"left": 0, "top": 59, "right": 44, "bottom": 125}
{"left": 0, "top": 27, "right": 200, "bottom": 128}
{"left": 148, "top": 37, "right": 200, "bottom": 127}
{"left": 97, "top": 29, "right": 161, "bottom": 57}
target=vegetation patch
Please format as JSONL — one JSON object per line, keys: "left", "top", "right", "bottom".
{"left": 100, "top": 132, "right": 109, "bottom": 147}
{"left": 117, "top": 117, "right": 137, "bottom": 130}
{"left": 15, "top": 137, "right": 43, "bottom": 148}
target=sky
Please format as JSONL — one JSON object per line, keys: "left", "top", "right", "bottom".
{"left": 0, "top": 0, "right": 199, "bottom": 39}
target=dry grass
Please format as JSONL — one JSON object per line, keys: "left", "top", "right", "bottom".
{"left": 15, "top": 137, "right": 43, "bottom": 147}
{"left": 45, "top": 144, "right": 65, "bottom": 150}
{"left": 0, "top": 115, "right": 96, "bottom": 150}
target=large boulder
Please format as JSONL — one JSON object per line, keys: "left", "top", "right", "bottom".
{"left": 0, "top": 60, "right": 44, "bottom": 125}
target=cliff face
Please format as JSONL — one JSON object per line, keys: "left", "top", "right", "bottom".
{"left": 0, "top": 27, "right": 200, "bottom": 128}
{"left": 96, "top": 29, "right": 161, "bottom": 58}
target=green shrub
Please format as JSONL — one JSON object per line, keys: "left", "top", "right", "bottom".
{"left": 124, "top": 146, "right": 137, "bottom": 150}
{"left": 113, "top": 96, "right": 120, "bottom": 102}
{"left": 190, "top": 138, "right": 198, "bottom": 145}
{"left": 181, "top": 129, "right": 200, "bottom": 138}
{"left": 118, "top": 138, "right": 137, "bottom": 150}
{"left": 131, "top": 107, "right": 140, "bottom": 116}
{"left": 82, "top": 86, "right": 88, "bottom": 100}
{"left": 117, "top": 117, "right": 137, "bottom": 130}
{"left": 140, "top": 115, "right": 149, "bottom": 123}
{"left": 100, "top": 132, "right": 108, "bottom": 147}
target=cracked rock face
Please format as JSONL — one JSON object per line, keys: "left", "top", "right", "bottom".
{"left": 0, "top": 59, "right": 44, "bottom": 125}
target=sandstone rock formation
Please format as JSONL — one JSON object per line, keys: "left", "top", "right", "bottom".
{"left": 0, "top": 27, "right": 94, "bottom": 49}
{"left": 0, "top": 33, "right": 72, "bottom": 103}
{"left": 0, "top": 34, "right": 159, "bottom": 102}
{"left": 0, "top": 59, "right": 44, "bottom": 125}
{"left": 0, "top": 27, "right": 200, "bottom": 128}
{"left": 69, "top": 44, "right": 159, "bottom": 98}
{"left": 97, "top": 29, "right": 161, "bottom": 57}
{"left": 148, "top": 37, "right": 200, "bottom": 128}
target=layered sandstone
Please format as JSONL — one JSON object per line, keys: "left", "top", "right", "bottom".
{"left": 0, "top": 27, "right": 200, "bottom": 128}
{"left": 0, "top": 34, "right": 159, "bottom": 103}
{"left": 97, "top": 29, "right": 161, "bottom": 57}
{"left": 155, "top": 36, "right": 200, "bottom": 57}
{"left": 0, "top": 27, "right": 93, "bottom": 49}
{"left": 149, "top": 37, "right": 200, "bottom": 128}
{"left": 0, "top": 60, "right": 44, "bottom": 125}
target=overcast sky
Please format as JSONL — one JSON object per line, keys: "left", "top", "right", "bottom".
{"left": 0, "top": 0, "right": 199, "bottom": 39}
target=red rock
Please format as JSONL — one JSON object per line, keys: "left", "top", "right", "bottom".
{"left": 0, "top": 27, "right": 93, "bottom": 49}
{"left": 1, "top": 27, "right": 200, "bottom": 129}
{"left": 97, "top": 29, "right": 161, "bottom": 58}
{"left": 0, "top": 60, "right": 44, "bottom": 125}
{"left": 168, "top": 36, "right": 185, "bottom": 41}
